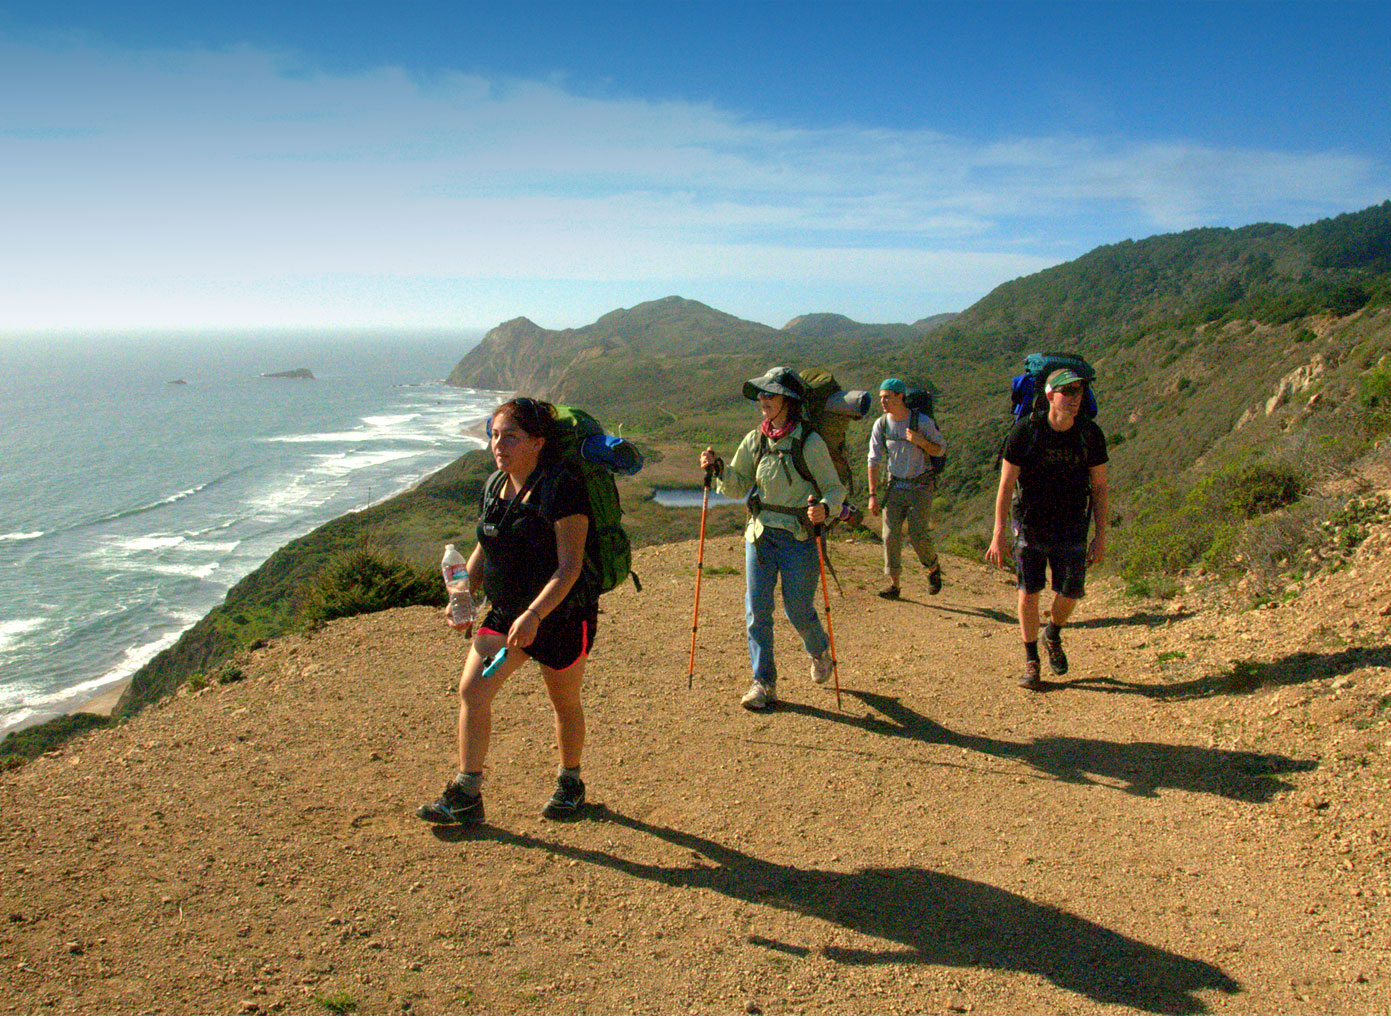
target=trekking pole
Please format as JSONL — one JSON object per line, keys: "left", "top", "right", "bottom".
{"left": 687, "top": 466, "right": 714, "bottom": 689}
{"left": 812, "top": 517, "right": 843, "bottom": 710}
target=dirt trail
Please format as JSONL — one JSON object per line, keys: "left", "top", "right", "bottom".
{"left": 3, "top": 529, "right": 1390, "bottom": 1015}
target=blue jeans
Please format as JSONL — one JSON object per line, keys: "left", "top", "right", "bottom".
{"left": 745, "top": 528, "right": 829, "bottom": 684}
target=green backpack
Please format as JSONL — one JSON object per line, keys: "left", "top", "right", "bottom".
{"left": 750, "top": 368, "right": 871, "bottom": 530}
{"left": 484, "top": 405, "right": 642, "bottom": 598}
{"left": 753, "top": 368, "right": 868, "bottom": 496}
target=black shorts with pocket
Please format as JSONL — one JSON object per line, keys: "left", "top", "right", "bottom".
{"left": 478, "top": 604, "right": 598, "bottom": 672}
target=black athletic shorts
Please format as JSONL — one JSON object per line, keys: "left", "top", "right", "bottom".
{"left": 1014, "top": 530, "right": 1088, "bottom": 599}
{"left": 478, "top": 604, "right": 598, "bottom": 672}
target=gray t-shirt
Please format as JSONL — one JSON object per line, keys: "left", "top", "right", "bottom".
{"left": 868, "top": 412, "right": 946, "bottom": 488}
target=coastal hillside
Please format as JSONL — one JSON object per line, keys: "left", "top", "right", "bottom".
{"left": 3, "top": 493, "right": 1389, "bottom": 1013}
{"left": 35, "top": 202, "right": 1388, "bottom": 746}
{"left": 446, "top": 202, "right": 1391, "bottom": 556}
{"left": 444, "top": 297, "right": 788, "bottom": 427}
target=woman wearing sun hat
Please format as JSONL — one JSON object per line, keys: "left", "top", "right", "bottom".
{"left": 698, "top": 367, "right": 846, "bottom": 710}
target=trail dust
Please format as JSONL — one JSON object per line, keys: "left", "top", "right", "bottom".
{"left": 3, "top": 524, "right": 1390, "bottom": 1014}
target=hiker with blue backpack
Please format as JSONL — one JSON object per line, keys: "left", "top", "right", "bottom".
{"left": 986, "top": 362, "right": 1109, "bottom": 690}
{"left": 698, "top": 367, "right": 846, "bottom": 711}
{"left": 866, "top": 378, "right": 946, "bottom": 599}
{"left": 419, "top": 397, "right": 597, "bottom": 824}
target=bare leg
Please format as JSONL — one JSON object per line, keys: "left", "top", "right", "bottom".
{"left": 1048, "top": 594, "right": 1079, "bottom": 628}
{"left": 540, "top": 656, "right": 587, "bottom": 769}
{"left": 1018, "top": 589, "right": 1042, "bottom": 643}
{"left": 457, "top": 633, "right": 528, "bottom": 773}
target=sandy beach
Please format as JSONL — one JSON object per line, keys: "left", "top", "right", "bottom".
{"left": 76, "top": 679, "right": 129, "bottom": 718}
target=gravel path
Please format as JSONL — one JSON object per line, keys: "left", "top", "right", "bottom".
{"left": 3, "top": 531, "right": 1389, "bottom": 1014}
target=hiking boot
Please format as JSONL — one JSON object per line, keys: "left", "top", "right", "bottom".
{"left": 541, "top": 774, "right": 586, "bottom": 819}
{"left": 811, "top": 649, "right": 835, "bottom": 685}
{"left": 928, "top": 566, "right": 943, "bottom": 595}
{"left": 878, "top": 584, "right": 900, "bottom": 600}
{"left": 741, "top": 681, "right": 777, "bottom": 711}
{"left": 1019, "top": 659, "right": 1045, "bottom": 691}
{"left": 416, "top": 782, "right": 484, "bottom": 824}
{"left": 1044, "top": 629, "right": 1069, "bottom": 675}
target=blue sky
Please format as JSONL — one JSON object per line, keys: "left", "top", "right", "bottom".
{"left": 2, "top": 1, "right": 1388, "bottom": 333}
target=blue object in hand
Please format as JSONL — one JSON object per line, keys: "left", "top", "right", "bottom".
{"left": 481, "top": 646, "right": 508, "bottom": 678}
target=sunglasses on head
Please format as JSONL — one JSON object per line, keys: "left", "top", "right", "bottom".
{"left": 486, "top": 397, "right": 542, "bottom": 437}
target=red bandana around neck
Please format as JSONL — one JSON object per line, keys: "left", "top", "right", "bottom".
{"left": 760, "top": 417, "right": 797, "bottom": 443}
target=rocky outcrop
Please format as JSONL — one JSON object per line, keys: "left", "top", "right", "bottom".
{"left": 260, "top": 368, "right": 314, "bottom": 380}
{"left": 445, "top": 317, "right": 559, "bottom": 393}
{"left": 443, "top": 297, "right": 785, "bottom": 399}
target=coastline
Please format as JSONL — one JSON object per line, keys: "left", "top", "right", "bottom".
{"left": 78, "top": 679, "right": 131, "bottom": 718}
{"left": 1, "top": 411, "right": 500, "bottom": 743}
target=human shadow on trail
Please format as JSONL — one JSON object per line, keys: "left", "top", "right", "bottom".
{"left": 916, "top": 602, "right": 1017, "bottom": 625}
{"left": 1067, "top": 609, "right": 1196, "bottom": 629}
{"left": 780, "top": 692, "right": 1315, "bottom": 802}
{"left": 440, "top": 808, "right": 1239, "bottom": 1014}
{"left": 1069, "top": 644, "right": 1391, "bottom": 702}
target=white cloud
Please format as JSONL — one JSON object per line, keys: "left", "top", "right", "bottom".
{"left": 0, "top": 39, "right": 1383, "bottom": 329}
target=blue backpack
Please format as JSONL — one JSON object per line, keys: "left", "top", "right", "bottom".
{"left": 1009, "top": 352, "right": 1097, "bottom": 421}
{"left": 996, "top": 353, "right": 1097, "bottom": 467}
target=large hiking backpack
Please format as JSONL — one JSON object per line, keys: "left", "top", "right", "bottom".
{"left": 764, "top": 367, "right": 871, "bottom": 495}
{"left": 485, "top": 405, "right": 643, "bottom": 597}
{"left": 745, "top": 368, "right": 870, "bottom": 529}
{"left": 997, "top": 352, "right": 1098, "bottom": 466}
{"left": 899, "top": 384, "right": 948, "bottom": 477}
{"left": 751, "top": 368, "right": 871, "bottom": 528}
{"left": 1010, "top": 352, "right": 1097, "bottom": 422}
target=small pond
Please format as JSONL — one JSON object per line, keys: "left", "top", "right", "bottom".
{"left": 651, "top": 487, "right": 742, "bottom": 509}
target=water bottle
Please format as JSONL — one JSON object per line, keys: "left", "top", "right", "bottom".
{"left": 441, "top": 544, "right": 474, "bottom": 632}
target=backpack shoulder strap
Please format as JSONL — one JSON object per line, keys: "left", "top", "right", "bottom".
{"left": 788, "top": 422, "right": 819, "bottom": 494}
{"left": 481, "top": 470, "right": 507, "bottom": 511}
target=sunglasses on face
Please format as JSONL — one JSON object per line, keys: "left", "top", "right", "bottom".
{"left": 1055, "top": 384, "right": 1084, "bottom": 397}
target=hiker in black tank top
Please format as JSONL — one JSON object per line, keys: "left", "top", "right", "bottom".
{"left": 417, "top": 398, "right": 594, "bottom": 826}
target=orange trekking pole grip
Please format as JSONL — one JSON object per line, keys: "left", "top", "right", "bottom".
{"left": 812, "top": 517, "right": 842, "bottom": 710}
{"left": 687, "top": 466, "right": 714, "bottom": 688}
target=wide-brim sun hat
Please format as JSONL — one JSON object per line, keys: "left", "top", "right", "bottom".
{"left": 743, "top": 366, "right": 807, "bottom": 401}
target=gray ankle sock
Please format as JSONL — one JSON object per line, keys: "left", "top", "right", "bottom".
{"left": 452, "top": 771, "right": 483, "bottom": 795}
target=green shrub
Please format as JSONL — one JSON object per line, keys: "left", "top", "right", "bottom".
{"left": 312, "top": 990, "right": 358, "bottom": 1015}
{"left": 1117, "top": 457, "right": 1307, "bottom": 580}
{"left": 0, "top": 712, "right": 110, "bottom": 763}
{"left": 1226, "top": 462, "right": 1305, "bottom": 518}
{"left": 302, "top": 544, "right": 443, "bottom": 626}
{"left": 217, "top": 664, "right": 246, "bottom": 685}
{"left": 1359, "top": 357, "right": 1391, "bottom": 432}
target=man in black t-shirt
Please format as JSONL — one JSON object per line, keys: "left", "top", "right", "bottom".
{"left": 986, "top": 368, "right": 1109, "bottom": 690}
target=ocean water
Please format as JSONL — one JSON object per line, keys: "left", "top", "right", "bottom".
{"left": 0, "top": 332, "right": 499, "bottom": 736}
